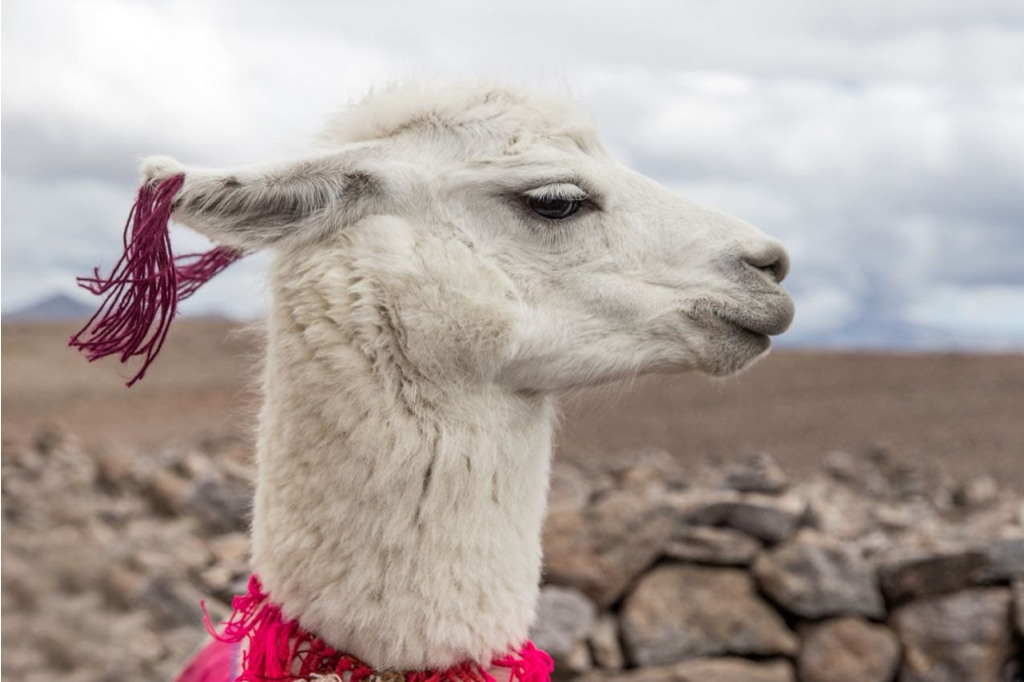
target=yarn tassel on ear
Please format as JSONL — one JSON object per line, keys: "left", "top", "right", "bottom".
{"left": 70, "top": 174, "right": 245, "bottom": 386}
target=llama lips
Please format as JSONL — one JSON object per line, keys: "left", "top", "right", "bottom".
{"left": 687, "top": 293, "right": 795, "bottom": 338}
{"left": 713, "top": 298, "right": 795, "bottom": 337}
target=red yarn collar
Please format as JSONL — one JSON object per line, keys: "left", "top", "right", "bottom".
{"left": 202, "top": 575, "right": 553, "bottom": 682}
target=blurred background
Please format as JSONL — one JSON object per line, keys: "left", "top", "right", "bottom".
{"left": 2, "top": 1, "right": 1023, "bottom": 681}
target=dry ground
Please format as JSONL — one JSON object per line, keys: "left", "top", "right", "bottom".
{"left": 3, "top": 320, "right": 1023, "bottom": 488}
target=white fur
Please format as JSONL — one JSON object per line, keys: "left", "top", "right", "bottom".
{"left": 144, "top": 83, "right": 794, "bottom": 670}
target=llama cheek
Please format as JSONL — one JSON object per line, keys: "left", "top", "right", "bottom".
{"left": 400, "top": 301, "right": 516, "bottom": 381}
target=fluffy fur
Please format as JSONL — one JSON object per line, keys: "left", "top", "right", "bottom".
{"left": 143, "top": 83, "right": 794, "bottom": 670}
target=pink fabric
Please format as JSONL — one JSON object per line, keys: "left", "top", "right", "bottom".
{"left": 175, "top": 637, "right": 238, "bottom": 682}
{"left": 190, "top": 575, "right": 554, "bottom": 682}
{"left": 70, "top": 174, "right": 244, "bottom": 386}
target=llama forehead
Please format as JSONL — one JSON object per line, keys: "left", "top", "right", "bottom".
{"left": 321, "top": 83, "right": 604, "bottom": 160}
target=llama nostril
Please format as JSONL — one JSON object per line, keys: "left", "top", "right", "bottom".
{"left": 743, "top": 247, "right": 789, "bottom": 284}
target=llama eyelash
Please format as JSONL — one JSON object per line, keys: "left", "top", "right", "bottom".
{"left": 513, "top": 181, "right": 604, "bottom": 225}
{"left": 521, "top": 183, "right": 589, "bottom": 202}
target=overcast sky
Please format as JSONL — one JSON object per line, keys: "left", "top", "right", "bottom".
{"left": 3, "top": 0, "right": 1023, "bottom": 348}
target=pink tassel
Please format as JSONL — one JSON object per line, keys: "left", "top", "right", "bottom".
{"left": 69, "top": 175, "right": 244, "bottom": 386}
{"left": 201, "top": 575, "right": 553, "bottom": 682}
{"left": 492, "top": 641, "right": 554, "bottom": 682}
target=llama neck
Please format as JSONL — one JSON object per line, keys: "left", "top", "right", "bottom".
{"left": 250, "top": 291, "right": 556, "bottom": 670}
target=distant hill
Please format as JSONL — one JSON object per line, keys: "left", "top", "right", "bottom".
{"left": 3, "top": 294, "right": 94, "bottom": 321}
{"left": 3, "top": 293, "right": 236, "bottom": 322}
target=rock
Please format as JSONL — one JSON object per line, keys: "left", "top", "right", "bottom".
{"left": 143, "top": 470, "right": 190, "bottom": 516}
{"left": 1013, "top": 580, "right": 1024, "bottom": 639}
{"left": 201, "top": 564, "right": 237, "bottom": 596}
{"left": 824, "top": 445, "right": 936, "bottom": 501}
{"left": 203, "top": 533, "right": 250, "bottom": 597}
{"left": 799, "top": 481, "right": 873, "bottom": 542}
{"left": 589, "top": 614, "right": 624, "bottom": 670}
{"left": 562, "top": 640, "right": 594, "bottom": 677}
{"left": 891, "top": 587, "right": 1015, "bottom": 682}
{"left": 721, "top": 452, "right": 789, "bottom": 494}
{"left": 548, "top": 461, "right": 593, "bottom": 512}
{"left": 33, "top": 423, "right": 69, "bottom": 456}
{"left": 122, "top": 621, "right": 167, "bottom": 666}
{"left": 604, "top": 448, "right": 688, "bottom": 495}
{"left": 664, "top": 525, "right": 761, "bottom": 566}
{"left": 135, "top": 574, "right": 205, "bottom": 630}
{"left": 183, "top": 472, "right": 252, "bottom": 534}
{"left": 797, "top": 617, "right": 900, "bottom": 682}
{"left": 579, "top": 657, "right": 794, "bottom": 682}
{"left": 41, "top": 432, "right": 96, "bottom": 494}
{"left": 876, "top": 548, "right": 988, "bottom": 604}
{"left": 620, "top": 564, "right": 797, "bottom": 667}
{"left": 96, "top": 564, "right": 142, "bottom": 611}
{"left": 666, "top": 658, "right": 794, "bottom": 682}
{"left": 179, "top": 534, "right": 216, "bottom": 573}
{"left": 125, "top": 517, "right": 210, "bottom": 577}
{"left": 176, "top": 449, "right": 213, "bottom": 481}
{"left": 978, "top": 537, "right": 1024, "bottom": 582}
{"left": 678, "top": 491, "right": 804, "bottom": 544}
{"left": 543, "top": 489, "right": 679, "bottom": 607}
{"left": 870, "top": 504, "right": 920, "bottom": 532}
{"left": 752, "top": 533, "right": 884, "bottom": 619}
{"left": 823, "top": 450, "right": 858, "bottom": 483}
{"left": 952, "top": 474, "right": 999, "bottom": 509}
{"left": 209, "top": 531, "right": 251, "bottom": 564}
{"left": 95, "top": 445, "right": 138, "bottom": 491}
{"left": 529, "top": 586, "right": 597, "bottom": 662}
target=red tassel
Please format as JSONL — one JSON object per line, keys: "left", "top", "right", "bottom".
{"left": 69, "top": 175, "right": 244, "bottom": 386}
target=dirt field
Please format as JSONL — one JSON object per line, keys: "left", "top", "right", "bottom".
{"left": 3, "top": 320, "right": 1023, "bottom": 489}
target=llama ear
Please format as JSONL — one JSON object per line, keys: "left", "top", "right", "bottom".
{"left": 140, "top": 152, "right": 382, "bottom": 250}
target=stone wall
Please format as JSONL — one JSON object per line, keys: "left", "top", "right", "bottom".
{"left": 534, "top": 450, "right": 1024, "bottom": 682}
{"left": 2, "top": 428, "right": 1022, "bottom": 681}
{"left": 2, "top": 427, "right": 253, "bottom": 681}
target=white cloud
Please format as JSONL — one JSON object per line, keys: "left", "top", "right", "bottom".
{"left": 2, "top": 0, "right": 1023, "bottom": 348}
{"left": 785, "top": 286, "right": 861, "bottom": 338}
{"left": 908, "top": 285, "right": 1024, "bottom": 342}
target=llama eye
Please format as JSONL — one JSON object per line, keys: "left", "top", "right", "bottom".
{"left": 527, "top": 196, "right": 582, "bottom": 220}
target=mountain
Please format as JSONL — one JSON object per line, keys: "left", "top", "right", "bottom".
{"left": 3, "top": 293, "right": 95, "bottom": 321}
{"left": 3, "top": 293, "right": 237, "bottom": 322}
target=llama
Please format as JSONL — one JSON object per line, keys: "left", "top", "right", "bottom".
{"left": 76, "top": 83, "right": 793, "bottom": 681}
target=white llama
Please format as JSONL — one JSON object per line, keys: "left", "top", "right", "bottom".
{"left": 121, "top": 83, "right": 793, "bottom": 680}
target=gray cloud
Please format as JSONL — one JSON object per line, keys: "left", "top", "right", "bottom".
{"left": 2, "top": 0, "right": 1022, "bottom": 348}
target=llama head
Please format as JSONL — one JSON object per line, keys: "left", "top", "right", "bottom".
{"left": 145, "top": 83, "right": 793, "bottom": 392}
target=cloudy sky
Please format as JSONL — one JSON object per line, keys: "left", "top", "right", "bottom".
{"left": 3, "top": 0, "right": 1023, "bottom": 348}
